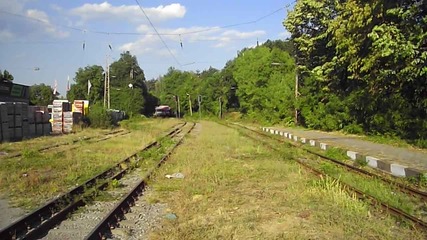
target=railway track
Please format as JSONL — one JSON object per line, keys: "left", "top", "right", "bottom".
{"left": 233, "top": 123, "right": 427, "bottom": 201}
{"left": 0, "top": 122, "right": 189, "bottom": 240}
{"left": 3, "top": 129, "right": 130, "bottom": 159}
{"left": 225, "top": 122, "right": 427, "bottom": 231}
{"left": 85, "top": 122, "right": 196, "bottom": 240}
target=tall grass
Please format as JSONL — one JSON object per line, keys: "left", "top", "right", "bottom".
{"left": 0, "top": 119, "right": 181, "bottom": 209}
{"left": 147, "top": 121, "right": 424, "bottom": 239}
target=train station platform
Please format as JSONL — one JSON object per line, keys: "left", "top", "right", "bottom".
{"left": 262, "top": 126, "right": 427, "bottom": 178}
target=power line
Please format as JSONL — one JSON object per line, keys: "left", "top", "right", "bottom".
{"left": 0, "top": 3, "right": 291, "bottom": 37}
{"left": 134, "top": 0, "right": 181, "bottom": 66}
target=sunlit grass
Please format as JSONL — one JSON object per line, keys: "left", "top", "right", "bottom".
{"left": 147, "top": 121, "right": 424, "bottom": 239}
{"left": 0, "top": 118, "right": 182, "bottom": 209}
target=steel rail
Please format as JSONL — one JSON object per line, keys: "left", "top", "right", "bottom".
{"left": 85, "top": 122, "right": 196, "bottom": 240}
{"left": 4, "top": 129, "right": 128, "bottom": 159}
{"left": 228, "top": 123, "right": 427, "bottom": 230}
{"left": 231, "top": 123, "right": 427, "bottom": 201}
{"left": 0, "top": 122, "right": 186, "bottom": 240}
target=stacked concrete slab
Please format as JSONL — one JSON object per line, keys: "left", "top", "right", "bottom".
{"left": 29, "top": 106, "right": 51, "bottom": 137}
{"left": 52, "top": 100, "right": 72, "bottom": 134}
{"left": 0, "top": 102, "right": 51, "bottom": 142}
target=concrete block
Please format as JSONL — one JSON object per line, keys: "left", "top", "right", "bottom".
{"left": 42, "top": 112, "right": 50, "bottom": 123}
{"left": 309, "top": 140, "right": 316, "bottom": 147}
{"left": 346, "top": 151, "right": 358, "bottom": 160}
{"left": 300, "top": 138, "right": 307, "bottom": 144}
{"left": 390, "top": 164, "right": 407, "bottom": 177}
{"left": 279, "top": 131, "right": 283, "bottom": 136}
{"left": 22, "top": 121, "right": 29, "bottom": 138}
{"left": 14, "top": 127, "right": 23, "bottom": 140}
{"left": 288, "top": 133, "right": 292, "bottom": 139}
{"left": 404, "top": 168, "right": 425, "bottom": 178}
{"left": 63, "top": 111, "right": 73, "bottom": 118}
{"left": 1, "top": 122, "right": 9, "bottom": 141}
{"left": 36, "top": 123, "right": 44, "bottom": 135}
{"left": 320, "top": 143, "right": 329, "bottom": 150}
{"left": 284, "top": 132, "right": 288, "bottom": 138}
{"left": 63, "top": 117, "right": 73, "bottom": 123}
{"left": 14, "top": 115, "right": 22, "bottom": 127}
{"left": 377, "top": 161, "right": 391, "bottom": 173}
{"left": 365, "top": 156, "right": 379, "bottom": 168}
{"left": 29, "top": 123, "right": 36, "bottom": 137}
{"left": 293, "top": 135, "right": 298, "bottom": 142}
{"left": 6, "top": 103, "right": 14, "bottom": 115}
{"left": 43, "top": 123, "right": 51, "bottom": 135}
{"left": 0, "top": 104, "right": 7, "bottom": 122}
{"left": 270, "top": 129, "right": 274, "bottom": 134}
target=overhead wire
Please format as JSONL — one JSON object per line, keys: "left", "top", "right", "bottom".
{"left": 133, "top": 0, "right": 181, "bottom": 66}
{"left": 0, "top": 3, "right": 292, "bottom": 37}
{"left": 0, "top": 1, "right": 296, "bottom": 67}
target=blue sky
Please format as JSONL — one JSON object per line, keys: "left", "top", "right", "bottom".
{"left": 0, "top": 0, "right": 294, "bottom": 95}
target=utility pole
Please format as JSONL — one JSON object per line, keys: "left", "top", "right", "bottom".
{"left": 103, "top": 55, "right": 111, "bottom": 109}
{"left": 177, "top": 96, "right": 181, "bottom": 118}
{"left": 198, "top": 95, "right": 202, "bottom": 120}
{"left": 187, "top": 93, "right": 192, "bottom": 116}
{"left": 218, "top": 96, "right": 222, "bottom": 119}
{"left": 107, "top": 61, "right": 110, "bottom": 109}
{"left": 103, "top": 56, "right": 107, "bottom": 108}
{"left": 271, "top": 62, "right": 299, "bottom": 126}
{"left": 295, "top": 69, "right": 298, "bottom": 126}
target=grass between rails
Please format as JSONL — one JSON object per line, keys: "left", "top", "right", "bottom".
{"left": 258, "top": 130, "right": 427, "bottom": 225}
{"left": 302, "top": 143, "right": 427, "bottom": 215}
{"left": 0, "top": 128, "right": 116, "bottom": 157}
{"left": 0, "top": 118, "right": 182, "bottom": 209}
{"left": 146, "top": 121, "right": 424, "bottom": 239}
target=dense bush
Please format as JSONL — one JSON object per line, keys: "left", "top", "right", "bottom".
{"left": 87, "top": 103, "right": 113, "bottom": 128}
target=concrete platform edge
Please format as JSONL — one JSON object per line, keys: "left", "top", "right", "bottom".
{"left": 262, "top": 127, "right": 426, "bottom": 178}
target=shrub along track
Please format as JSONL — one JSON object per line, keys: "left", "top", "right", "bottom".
{"left": 2, "top": 129, "right": 130, "bottom": 159}
{"left": 224, "top": 122, "right": 427, "bottom": 232}
{"left": 0, "top": 122, "right": 188, "bottom": 240}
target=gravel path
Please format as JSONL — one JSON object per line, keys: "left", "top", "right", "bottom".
{"left": 270, "top": 127, "right": 427, "bottom": 171}
{"left": 0, "top": 197, "right": 26, "bottom": 230}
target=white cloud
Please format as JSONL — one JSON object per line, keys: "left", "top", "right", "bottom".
{"left": 0, "top": 30, "right": 14, "bottom": 42}
{"left": 213, "top": 30, "right": 265, "bottom": 48}
{"left": 124, "top": 24, "right": 265, "bottom": 52}
{"left": 70, "top": 2, "right": 186, "bottom": 23}
{"left": 0, "top": 0, "right": 26, "bottom": 12}
{"left": 278, "top": 31, "right": 291, "bottom": 39}
{"left": 50, "top": 4, "right": 63, "bottom": 12}
{"left": 26, "top": 9, "right": 69, "bottom": 38}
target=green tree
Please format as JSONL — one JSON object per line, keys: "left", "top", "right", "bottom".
{"left": 109, "top": 51, "right": 152, "bottom": 116}
{"left": 233, "top": 46, "right": 295, "bottom": 123}
{"left": 0, "top": 69, "right": 14, "bottom": 82}
{"left": 29, "top": 84, "right": 54, "bottom": 106}
{"left": 67, "top": 65, "right": 104, "bottom": 104}
{"left": 284, "top": 0, "right": 427, "bottom": 141}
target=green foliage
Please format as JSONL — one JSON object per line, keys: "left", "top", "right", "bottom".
{"left": 342, "top": 123, "right": 364, "bottom": 135}
{"left": 109, "top": 51, "right": 158, "bottom": 116}
{"left": 0, "top": 69, "right": 14, "bottom": 82}
{"left": 67, "top": 65, "right": 104, "bottom": 104}
{"left": 233, "top": 46, "right": 296, "bottom": 124}
{"left": 67, "top": 51, "right": 158, "bottom": 117}
{"left": 87, "top": 103, "right": 113, "bottom": 128}
{"left": 284, "top": 0, "right": 427, "bottom": 143}
{"left": 119, "top": 115, "right": 148, "bottom": 130}
{"left": 29, "top": 84, "right": 55, "bottom": 106}
{"left": 148, "top": 39, "right": 294, "bottom": 122}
